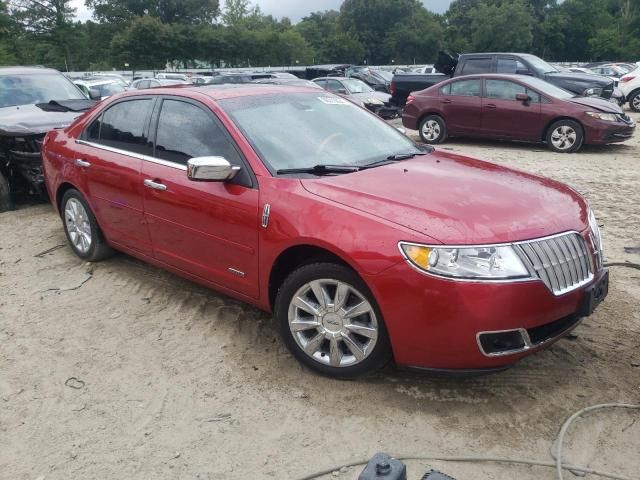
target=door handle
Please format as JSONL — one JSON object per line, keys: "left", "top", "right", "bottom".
{"left": 486, "top": 104, "right": 497, "bottom": 109}
{"left": 74, "top": 159, "right": 91, "bottom": 168}
{"left": 441, "top": 99, "right": 452, "bottom": 104}
{"left": 144, "top": 179, "right": 167, "bottom": 191}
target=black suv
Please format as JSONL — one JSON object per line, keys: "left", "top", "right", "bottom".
{"left": 0, "top": 67, "right": 94, "bottom": 211}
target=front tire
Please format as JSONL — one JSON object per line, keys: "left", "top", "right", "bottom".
{"left": 418, "top": 115, "right": 447, "bottom": 144}
{"left": 274, "top": 263, "right": 391, "bottom": 378}
{"left": 61, "top": 189, "right": 114, "bottom": 262}
{"left": 628, "top": 90, "right": 640, "bottom": 112}
{"left": 546, "top": 119, "right": 584, "bottom": 153}
{"left": 0, "top": 172, "right": 13, "bottom": 213}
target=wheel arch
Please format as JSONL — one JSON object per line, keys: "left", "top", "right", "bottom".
{"left": 417, "top": 111, "right": 446, "bottom": 129}
{"left": 268, "top": 244, "right": 358, "bottom": 310}
{"left": 56, "top": 182, "right": 79, "bottom": 216}
{"left": 542, "top": 116, "right": 584, "bottom": 142}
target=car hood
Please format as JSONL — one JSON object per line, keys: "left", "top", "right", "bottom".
{"left": 0, "top": 104, "right": 83, "bottom": 136}
{"left": 568, "top": 96, "right": 624, "bottom": 113}
{"left": 546, "top": 71, "right": 612, "bottom": 87}
{"left": 301, "top": 151, "right": 588, "bottom": 245}
{"left": 350, "top": 91, "right": 391, "bottom": 103}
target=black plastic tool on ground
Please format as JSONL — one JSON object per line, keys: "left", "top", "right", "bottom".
{"left": 358, "top": 453, "right": 456, "bottom": 480}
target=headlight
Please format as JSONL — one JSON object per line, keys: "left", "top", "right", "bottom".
{"left": 586, "top": 111, "right": 618, "bottom": 122}
{"left": 584, "top": 87, "right": 603, "bottom": 97}
{"left": 365, "top": 98, "right": 384, "bottom": 105}
{"left": 588, "top": 208, "right": 604, "bottom": 256}
{"left": 399, "top": 242, "right": 530, "bottom": 280}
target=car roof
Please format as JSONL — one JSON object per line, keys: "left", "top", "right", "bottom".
{"left": 0, "top": 66, "right": 62, "bottom": 75}
{"left": 113, "top": 84, "right": 322, "bottom": 101}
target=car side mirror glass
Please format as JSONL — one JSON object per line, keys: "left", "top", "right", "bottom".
{"left": 515, "top": 93, "right": 530, "bottom": 103}
{"left": 187, "top": 157, "right": 240, "bottom": 182}
{"left": 89, "top": 88, "right": 102, "bottom": 100}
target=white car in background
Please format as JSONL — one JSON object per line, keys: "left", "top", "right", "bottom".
{"left": 73, "top": 78, "right": 129, "bottom": 100}
{"left": 619, "top": 68, "right": 640, "bottom": 112}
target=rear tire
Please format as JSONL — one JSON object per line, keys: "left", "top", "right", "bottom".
{"left": 274, "top": 262, "right": 391, "bottom": 379}
{"left": 628, "top": 90, "right": 640, "bottom": 112}
{"left": 61, "top": 189, "right": 114, "bottom": 262}
{"left": 418, "top": 115, "right": 447, "bottom": 144}
{"left": 0, "top": 172, "right": 13, "bottom": 213}
{"left": 546, "top": 119, "right": 584, "bottom": 153}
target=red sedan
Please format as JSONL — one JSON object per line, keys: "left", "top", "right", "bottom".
{"left": 403, "top": 74, "right": 635, "bottom": 152}
{"left": 41, "top": 85, "right": 608, "bottom": 378}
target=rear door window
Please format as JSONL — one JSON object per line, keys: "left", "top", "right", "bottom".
{"left": 86, "top": 99, "right": 153, "bottom": 155}
{"left": 485, "top": 79, "right": 541, "bottom": 103}
{"left": 450, "top": 79, "right": 482, "bottom": 97}
{"left": 461, "top": 58, "right": 493, "bottom": 75}
{"left": 497, "top": 59, "right": 533, "bottom": 76}
{"left": 325, "top": 79, "right": 344, "bottom": 93}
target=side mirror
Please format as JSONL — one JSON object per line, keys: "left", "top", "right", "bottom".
{"left": 89, "top": 88, "right": 102, "bottom": 100}
{"left": 187, "top": 157, "right": 240, "bottom": 182}
{"left": 337, "top": 88, "right": 348, "bottom": 95}
{"left": 515, "top": 93, "right": 530, "bottom": 103}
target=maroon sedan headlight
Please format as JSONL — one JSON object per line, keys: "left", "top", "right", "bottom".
{"left": 585, "top": 111, "right": 619, "bottom": 122}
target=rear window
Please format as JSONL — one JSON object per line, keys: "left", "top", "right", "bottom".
{"left": 450, "top": 79, "right": 481, "bottom": 97}
{"left": 85, "top": 99, "right": 153, "bottom": 155}
{"left": 461, "top": 58, "right": 492, "bottom": 75}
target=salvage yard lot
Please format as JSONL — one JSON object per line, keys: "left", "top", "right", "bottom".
{"left": 1, "top": 112, "right": 639, "bottom": 480}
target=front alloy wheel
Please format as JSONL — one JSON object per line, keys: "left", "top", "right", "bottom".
{"left": 275, "top": 263, "right": 390, "bottom": 378}
{"left": 546, "top": 120, "right": 584, "bottom": 153}
{"left": 288, "top": 279, "right": 379, "bottom": 368}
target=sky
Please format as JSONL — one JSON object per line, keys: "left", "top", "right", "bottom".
{"left": 71, "top": 0, "right": 454, "bottom": 23}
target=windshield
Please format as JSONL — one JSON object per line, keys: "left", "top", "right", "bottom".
{"left": 342, "top": 79, "right": 373, "bottom": 93}
{"left": 521, "top": 77, "right": 575, "bottom": 99}
{"left": 0, "top": 73, "right": 85, "bottom": 108}
{"left": 522, "top": 55, "right": 558, "bottom": 75}
{"left": 375, "top": 70, "right": 393, "bottom": 81}
{"left": 219, "top": 92, "right": 421, "bottom": 174}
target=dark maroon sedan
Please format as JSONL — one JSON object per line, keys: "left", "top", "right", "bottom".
{"left": 403, "top": 74, "right": 635, "bottom": 153}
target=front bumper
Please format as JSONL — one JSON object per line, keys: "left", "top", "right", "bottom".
{"left": 365, "top": 259, "right": 608, "bottom": 371}
{"left": 584, "top": 117, "right": 635, "bottom": 145}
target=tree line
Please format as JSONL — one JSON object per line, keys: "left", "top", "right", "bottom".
{"left": 0, "top": 0, "right": 639, "bottom": 73}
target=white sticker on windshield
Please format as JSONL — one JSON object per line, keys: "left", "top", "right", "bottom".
{"left": 318, "top": 96, "right": 351, "bottom": 105}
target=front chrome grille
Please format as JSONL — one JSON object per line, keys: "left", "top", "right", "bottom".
{"left": 515, "top": 233, "right": 593, "bottom": 296}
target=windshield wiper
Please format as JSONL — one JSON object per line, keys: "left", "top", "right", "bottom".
{"left": 361, "top": 151, "right": 428, "bottom": 169}
{"left": 276, "top": 164, "right": 361, "bottom": 175}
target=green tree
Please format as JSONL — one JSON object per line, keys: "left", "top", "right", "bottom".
{"left": 383, "top": 9, "right": 444, "bottom": 64}
{"left": 339, "top": 0, "right": 424, "bottom": 64}
{"left": 111, "top": 16, "right": 171, "bottom": 71}
{"left": 10, "top": 0, "right": 77, "bottom": 69}
{"left": 88, "top": 0, "right": 219, "bottom": 24}
{"left": 469, "top": 0, "right": 535, "bottom": 52}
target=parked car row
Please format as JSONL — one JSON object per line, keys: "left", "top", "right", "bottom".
{"left": 39, "top": 81, "right": 609, "bottom": 378}
{"left": 391, "top": 52, "right": 625, "bottom": 108}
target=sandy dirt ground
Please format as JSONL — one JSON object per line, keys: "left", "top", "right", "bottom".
{"left": 1, "top": 109, "right": 639, "bottom": 480}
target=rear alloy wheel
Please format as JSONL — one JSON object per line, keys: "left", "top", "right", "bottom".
{"left": 61, "top": 189, "right": 114, "bottom": 262}
{"left": 275, "top": 263, "right": 391, "bottom": 378}
{"left": 418, "top": 115, "right": 447, "bottom": 144}
{"left": 629, "top": 91, "right": 640, "bottom": 112}
{"left": 546, "top": 120, "right": 584, "bottom": 153}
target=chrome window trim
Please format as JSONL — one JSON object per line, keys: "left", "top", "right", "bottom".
{"left": 397, "top": 230, "right": 596, "bottom": 293}
{"left": 76, "top": 139, "right": 187, "bottom": 171}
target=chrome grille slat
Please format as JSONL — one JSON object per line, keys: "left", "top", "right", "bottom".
{"left": 518, "top": 232, "right": 594, "bottom": 296}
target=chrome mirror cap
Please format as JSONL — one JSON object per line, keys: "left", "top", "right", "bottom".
{"left": 396, "top": 127, "right": 407, "bottom": 135}
{"left": 187, "top": 156, "right": 240, "bottom": 182}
